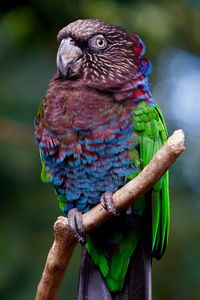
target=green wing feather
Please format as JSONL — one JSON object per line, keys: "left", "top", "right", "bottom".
{"left": 86, "top": 101, "right": 170, "bottom": 292}
{"left": 36, "top": 100, "right": 52, "bottom": 184}
{"left": 132, "top": 101, "right": 170, "bottom": 258}
{"left": 39, "top": 150, "right": 51, "bottom": 183}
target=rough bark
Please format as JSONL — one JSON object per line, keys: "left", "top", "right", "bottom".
{"left": 35, "top": 129, "right": 185, "bottom": 300}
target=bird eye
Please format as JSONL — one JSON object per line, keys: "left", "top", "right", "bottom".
{"left": 96, "top": 36, "right": 106, "bottom": 48}
{"left": 88, "top": 34, "right": 107, "bottom": 50}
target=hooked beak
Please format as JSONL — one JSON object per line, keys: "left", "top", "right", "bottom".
{"left": 56, "top": 37, "right": 83, "bottom": 78}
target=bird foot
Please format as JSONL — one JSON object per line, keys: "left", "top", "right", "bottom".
{"left": 100, "top": 191, "right": 120, "bottom": 216}
{"left": 68, "top": 208, "right": 87, "bottom": 244}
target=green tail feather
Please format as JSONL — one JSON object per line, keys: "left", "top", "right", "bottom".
{"left": 86, "top": 231, "right": 140, "bottom": 292}
{"left": 86, "top": 238, "right": 109, "bottom": 277}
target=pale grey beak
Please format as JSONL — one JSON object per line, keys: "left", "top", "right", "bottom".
{"left": 56, "top": 37, "right": 83, "bottom": 78}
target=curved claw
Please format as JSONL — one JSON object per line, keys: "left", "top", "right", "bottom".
{"left": 68, "top": 208, "right": 87, "bottom": 244}
{"left": 100, "top": 191, "right": 120, "bottom": 216}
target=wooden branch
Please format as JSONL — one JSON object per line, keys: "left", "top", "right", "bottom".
{"left": 35, "top": 129, "right": 185, "bottom": 300}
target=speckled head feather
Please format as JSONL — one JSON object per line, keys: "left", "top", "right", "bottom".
{"left": 57, "top": 19, "right": 129, "bottom": 42}
{"left": 56, "top": 19, "right": 148, "bottom": 88}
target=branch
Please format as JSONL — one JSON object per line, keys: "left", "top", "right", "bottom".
{"left": 35, "top": 129, "right": 185, "bottom": 300}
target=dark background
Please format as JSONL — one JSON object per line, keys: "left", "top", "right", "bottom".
{"left": 0, "top": 0, "right": 200, "bottom": 299}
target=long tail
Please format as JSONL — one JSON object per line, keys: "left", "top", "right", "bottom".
{"left": 77, "top": 236, "right": 152, "bottom": 300}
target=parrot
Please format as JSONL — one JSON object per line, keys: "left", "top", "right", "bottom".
{"left": 35, "top": 19, "right": 170, "bottom": 300}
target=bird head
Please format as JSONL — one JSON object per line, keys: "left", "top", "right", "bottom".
{"left": 56, "top": 19, "right": 151, "bottom": 90}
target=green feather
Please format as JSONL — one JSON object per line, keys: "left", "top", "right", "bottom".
{"left": 133, "top": 101, "right": 170, "bottom": 258}
{"left": 151, "top": 190, "right": 160, "bottom": 249}
{"left": 161, "top": 173, "right": 170, "bottom": 251}
{"left": 86, "top": 230, "right": 140, "bottom": 292}
{"left": 56, "top": 194, "right": 67, "bottom": 212}
{"left": 134, "top": 121, "right": 145, "bottom": 131}
{"left": 39, "top": 150, "right": 51, "bottom": 183}
{"left": 110, "top": 255, "right": 130, "bottom": 281}
{"left": 106, "top": 278, "right": 123, "bottom": 292}
{"left": 108, "top": 231, "right": 140, "bottom": 291}
{"left": 86, "top": 100, "right": 170, "bottom": 292}
{"left": 86, "top": 238, "right": 109, "bottom": 277}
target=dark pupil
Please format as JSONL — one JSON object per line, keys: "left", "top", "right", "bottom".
{"left": 98, "top": 38, "right": 104, "bottom": 46}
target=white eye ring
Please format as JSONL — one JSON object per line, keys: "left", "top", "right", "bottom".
{"left": 96, "top": 36, "right": 106, "bottom": 48}
{"left": 89, "top": 34, "right": 107, "bottom": 50}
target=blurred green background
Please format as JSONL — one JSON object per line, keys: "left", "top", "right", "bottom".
{"left": 0, "top": 0, "right": 200, "bottom": 299}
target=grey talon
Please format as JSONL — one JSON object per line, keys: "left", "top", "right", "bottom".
{"left": 68, "top": 208, "right": 87, "bottom": 244}
{"left": 100, "top": 191, "right": 120, "bottom": 216}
